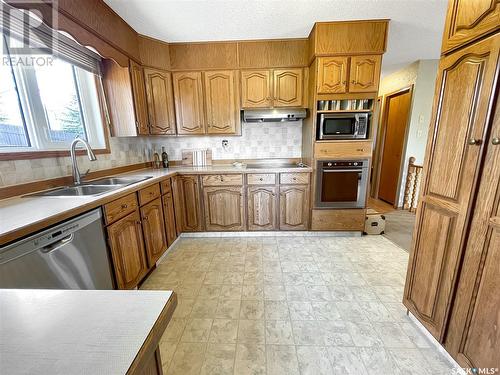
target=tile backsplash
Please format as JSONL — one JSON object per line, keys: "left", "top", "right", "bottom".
{"left": 0, "top": 121, "right": 302, "bottom": 186}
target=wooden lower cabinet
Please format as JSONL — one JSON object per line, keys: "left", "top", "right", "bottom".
{"left": 203, "top": 186, "right": 245, "bottom": 231}
{"left": 279, "top": 185, "right": 309, "bottom": 230}
{"left": 140, "top": 198, "right": 168, "bottom": 267}
{"left": 311, "top": 209, "right": 365, "bottom": 231}
{"left": 247, "top": 186, "right": 277, "bottom": 230}
{"left": 162, "top": 190, "right": 177, "bottom": 246}
{"left": 107, "top": 210, "right": 149, "bottom": 289}
{"left": 172, "top": 175, "right": 203, "bottom": 232}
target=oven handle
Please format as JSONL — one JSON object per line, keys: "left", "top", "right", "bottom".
{"left": 322, "top": 169, "right": 363, "bottom": 173}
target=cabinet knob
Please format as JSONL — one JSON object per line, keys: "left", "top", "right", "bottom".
{"left": 351, "top": 80, "right": 356, "bottom": 84}
{"left": 468, "top": 138, "right": 481, "bottom": 145}
{"left": 259, "top": 178, "right": 263, "bottom": 181}
{"left": 342, "top": 81, "right": 347, "bottom": 85}
{"left": 492, "top": 137, "right": 500, "bottom": 145}
{"left": 136, "top": 220, "right": 142, "bottom": 225}
{"left": 121, "top": 204, "right": 128, "bottom": 209}
{"left": 143, "top": 216, "right": 148, "bottom": 221}
{"left": 293, "top": 177, "right": 297, "bottom": 181}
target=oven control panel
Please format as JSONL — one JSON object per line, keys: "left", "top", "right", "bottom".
{"left": 322, "top": 160, "right": 365, "bottom": 168}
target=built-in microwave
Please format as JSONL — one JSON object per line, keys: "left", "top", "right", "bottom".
{"left": 318, "top": 112, "right": 369, "bottom": 140}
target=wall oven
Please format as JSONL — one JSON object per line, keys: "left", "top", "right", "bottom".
{"left": 316, "top": 160, "right": 369, "bottom": 208}
{"left": 318, "top": 112, "right": 369, "bottom": 140}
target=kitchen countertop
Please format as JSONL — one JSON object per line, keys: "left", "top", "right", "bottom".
{"left": 0, "top": 289, "right": 176, "bottom": 375}
{"left": 0, "top": 164, "right": 312, "bottom": 246}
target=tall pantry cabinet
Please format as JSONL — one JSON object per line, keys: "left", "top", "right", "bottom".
{"left": 403, "top": 0, "right": 499, "bottom": 369}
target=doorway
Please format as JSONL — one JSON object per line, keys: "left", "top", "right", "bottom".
{"left": 377, "top": 87, "right": 413, "bottom": 206}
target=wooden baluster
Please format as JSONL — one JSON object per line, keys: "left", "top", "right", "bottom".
{"left": 404, "top": 157, "right": 416, "bottom": 211}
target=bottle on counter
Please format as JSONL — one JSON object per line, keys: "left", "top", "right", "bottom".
{"left": 161, "top": 147, "right": 169, "bottom": 168}
{"left": 153, "top": 150, "right": 161, "bottom": 169}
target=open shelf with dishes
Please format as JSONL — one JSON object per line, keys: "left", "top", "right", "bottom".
{"left": 317, "top": 99, "right": 374, "bottom": 112}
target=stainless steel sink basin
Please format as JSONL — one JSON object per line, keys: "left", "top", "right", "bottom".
{"left": 84, "top": 176, "right": 153, "bottom": 186}
{"left": 28, "top": 185, "right": 122, "bottom": 197}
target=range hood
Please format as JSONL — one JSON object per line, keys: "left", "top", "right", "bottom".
{"left": 243, "top": 108, "right": 307, "bottom": 123}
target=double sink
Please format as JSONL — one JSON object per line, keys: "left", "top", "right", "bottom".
{"left": 28, "top": 176, "right": 153, "bottom": 197}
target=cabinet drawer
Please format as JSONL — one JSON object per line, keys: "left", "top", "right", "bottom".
{"left": 311, "top": 209, "right": 365, "bottom": 231}
{"left": 280, "top": 173, "right": 310, "bottom": 185}
{"left": 314, "top": 141, "right": 372, "bottom": 158}
{"left": 247, "top": 173, "right": 276, "bottom": 185}
{"left": 104, "top": 193, "right": 138, "bottom": 224}
{"left": 160, "top": 178, "right": 172, "bottom": 195}
{"left": 138, "top": 183, "right": 161, "bottom": 205}
{"left": 202, "top": 174, "right": 243, "bottom": 186}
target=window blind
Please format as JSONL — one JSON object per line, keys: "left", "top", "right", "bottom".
{"left": 0, "top": 3, "right": 102, "bottom": 75}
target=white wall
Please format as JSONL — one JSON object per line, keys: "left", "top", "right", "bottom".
{"left": 378, "top": 59, "right": 439, "bottom": 207}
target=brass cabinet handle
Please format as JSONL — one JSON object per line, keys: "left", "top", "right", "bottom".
{"left": 492, "top": 137, "right": 500, "bottom": 145}
{"left": 136, "top": 220, "right": 142, "bottom": 225}
{"left": 121, "top": 204, "right": 128, "bottom": 209}
{"left": 351, "top": 80, "right": 356, "bottom": 84}
{"left": 143, "top": 216, "right": 148, "bottom": 221}
{"left": 468, "top": 138, "right": 481, "bottom": 145}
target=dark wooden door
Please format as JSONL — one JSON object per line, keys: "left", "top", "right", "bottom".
{"left": 378, "top": 89, "right": 412, "bottom": 205}
{"left": 403, "top": 35, "right": 499, "bottom": 341}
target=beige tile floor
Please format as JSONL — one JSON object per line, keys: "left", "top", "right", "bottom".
{"left": 141, "top": 235, "right": 457, "bottom": 375}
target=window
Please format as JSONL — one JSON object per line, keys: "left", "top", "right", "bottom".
{"left": 0, "top": 35, "right": 106, "bottom": 153}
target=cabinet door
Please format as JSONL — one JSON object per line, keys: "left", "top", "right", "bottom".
{"left": 162, "top": 190, "right": 178, "bottom": 246}
{"left": 107, "top": 210, "right": 148, "bottom": 289}
{"left": 241, "top": 70, "right": 272, "bottom": 108}
{"left": 403, "top": 35, "right": 499, "bottom": 341}
{"left": 141, "top": 198, "right": 168, "bottom": 268}
{"left": 247, "top": 186, "right": 277, "bottom": 231}
{"left": 172, "top": 72, "right": 205, "bottom": 134}
{"left": 273, "top": 68, "right": 303, "bottom": 107}
{"left": 129, "top": 60, "right": 150, "bottom": 135}
{"left": 203, "top": 186, "right": 245, "bottom": 231}
{"left": 144, "top": 68, "right": 176, "bottom": 135}
{"left": 279, "top": 185, "right": 309, "bottom": 230}
{"left": 442, "top": 0, "right": 499, "bottom": 53}
{"left": 172, "top": 175, "right": 202, "bottom": 232}
{"left": 444, "top": 91, "right": 500, "bottom": 369}
{"left": 204, "top": 70, "right": 238, "bottom": 134}
{"left": 348, "top": 55, "right": 382, "bottom": 93}
{"left": 317, "top": 57, "right": 349, "bottom": 94}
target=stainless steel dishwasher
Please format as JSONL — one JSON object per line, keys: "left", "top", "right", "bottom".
{"left": 0, "top": 208, "right": 113, "bottom": 289}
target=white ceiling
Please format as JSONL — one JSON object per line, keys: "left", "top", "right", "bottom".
{"left": 104, "top": 0, "right": 448, "bottom": 76}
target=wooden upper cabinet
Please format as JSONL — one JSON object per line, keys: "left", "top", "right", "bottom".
{"left": 129, "top": 60, "right": 149, "bottom": 135}
{"left": 273, "top": 68, "right": 303, "bottom": 107}
{"left": 403, "top": 35, "right": 499, "bottom": 341}
{"left": 348, "top": 55, "right": 382, "bottom": 93}
{"left": 173, "top": 72, "right": 205, "bottom": 134}
{"left": 172, "top": 175, "right": 203, "bottom": 232}
{"left": 241, "top": 70, "right": 272, "bottom": 108}
{"left": 144, "top": 68, "right": 176, "bottom": 135}
{"left": 140, "top": 197, "right": 168, "bottom": 268}
{"left": 204, "top": 70, "right": 239, "bottom": 134}
{"left": 203, "top": 186, "right": 245, "bottom": 231}
{"left": 279, "top": 185, "right": 309, "bottom": 230}
{"left": 106, "top": 210, "right": 148, "bottom": 289}
{"left": 442, "top": 0, "right": 500, "bottom": 53}
{"left": 317, "top": 57, "right": 349, "bottom": 94}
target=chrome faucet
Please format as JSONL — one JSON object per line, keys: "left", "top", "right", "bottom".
{"left": 70, "top": 137, "right": 97, "bottom": 185}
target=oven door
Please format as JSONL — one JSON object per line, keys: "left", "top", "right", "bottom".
{"left": 319, "top": 114, "right": 358, "bottom": 139}
{"left": 316, "top": 166, "right": 368, "bottom": 208}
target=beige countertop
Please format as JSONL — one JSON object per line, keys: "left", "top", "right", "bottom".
{"left": 0, "top": 164, "right": 312, "bottom": 245}
{"left": 0, "top": 289, "right": 176, "bottom": 375}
